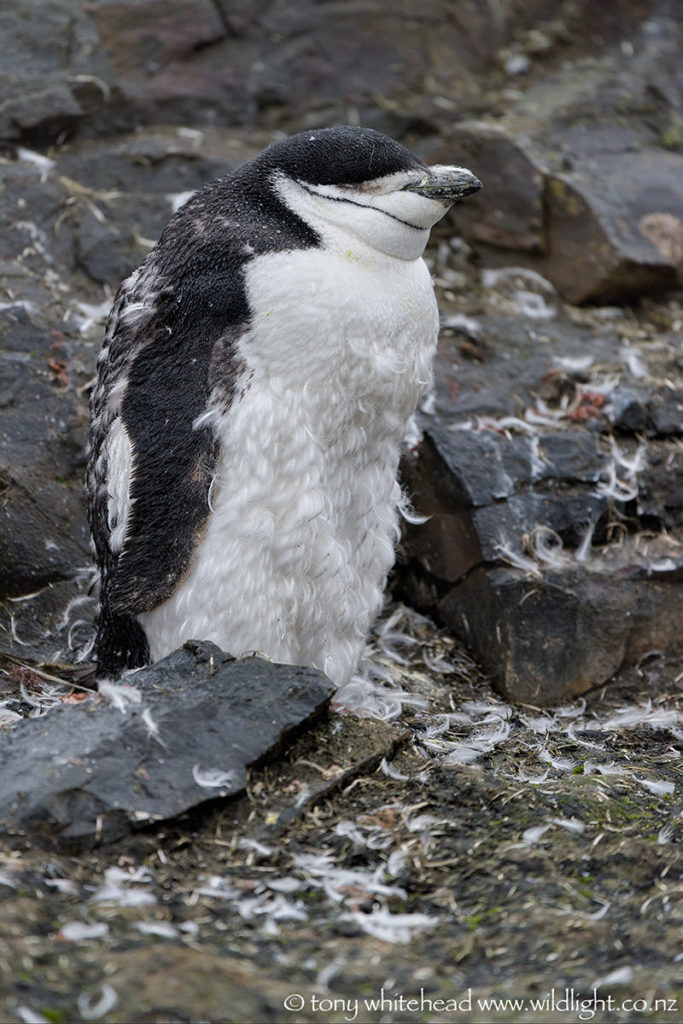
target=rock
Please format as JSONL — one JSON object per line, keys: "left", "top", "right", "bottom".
{"left": 647, "top": 386, "right": 683, "bottom": 437}
{"left": 0, "top": 642, "right": 335, "bottom": 849}
{"left": 609, "top": 385, "right": 683, "bottom": 438}
{"left": 438, "top": 560, "right": 683, "bottom": 705}
{"left": 0, "top": 0, "right": 115, "bottom": 144}
{"left": 1, "top": 85, "right": 83, "bottom": 142}
{"left": 542, "top": 154, "right": 681, "bottom": 304}
{"left": 56, "top": 131, "right": 234, "bottom": 196}
{"left": 639, "top": 443, "right": 683, "bottom": 531}
{"left": 609, "top": 386, "right": 650, "bottom": 434}
{"left": 398, "top": 294, "right": 683, "bottom": 706}
{"left": 438, "top": 5, "right": 683, "bottom": 303}
{"left": 0, "top": 307, "right": 91, "bottom": 598}
{"left": 444, "top": 130, "right": 683, "bottom": 303}
{"left": 101, "top": 948, "right": 299, "bottom": 1024}
{"left": 435, "top": 122, "right": 545, "bottom": 253}
{"left": 84, "top": 0, "right": 555, "bottom": 134}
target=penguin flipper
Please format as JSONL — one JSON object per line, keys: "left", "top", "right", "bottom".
{"left": 87, "top": 266, "right": 248, "bottom": 673}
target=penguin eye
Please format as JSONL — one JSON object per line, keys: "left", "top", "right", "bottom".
{"left": 349, "top": 169, "right": 430, "bottom": 197}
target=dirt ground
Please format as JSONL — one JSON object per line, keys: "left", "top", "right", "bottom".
{"left": 1, "top": 607, "right": 681, "bottom": 1024}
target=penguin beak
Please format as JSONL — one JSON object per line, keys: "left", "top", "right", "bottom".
{"left": 402, "top": 166, "right": 482, "bottom": 203}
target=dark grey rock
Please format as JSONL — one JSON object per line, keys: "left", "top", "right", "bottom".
{"left": 87, "top": 0, "right": 509, "bottom": 132}
{"left": 648, "top": 387, "right": 683, "bottom": 437}
{"left": 399, "top": 284, "right": 683, "bottom": 705}
{"left": 0, "top": 308, "right": 91, "bottom": 598}
{"left": 437, "top": 564, "right": 683, "bottom": 706}
{"left": 440, "top": 7, "right": 683, "bottom": 304}
{"left": 609, "top": 385, "right": 683, "bottom": 438}
{"left": 56, "top": 134, "right": 233, "bottom": 196}
{"left": 0, "top": 0, "right": 115, "bottom": 143}
{"left": 640, "top": 444, "right": 683, "bottom": 530}
{"left": 401, "top": 436, "right": 483, "bottom": 586}
{"left": 609, "top": 387, "right": 650, "bottom": 434}
{"left": 471, "top": 491, "right": 608, "bottom": 562}
{"left": 431, "top": 122, "right": 545, "bottom": 253}
{"left": 0, "top": 642, "right": 335, "bottom": 849}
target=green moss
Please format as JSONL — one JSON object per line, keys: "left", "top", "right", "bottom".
{"left": 465, "top": 905, "right": 503, "bottom": 930}
{"left": 39, "top": 1009, "right": 66, "bottom": 1024}
{"left": 661, "top": 115, "right": 683, "bottom": 150}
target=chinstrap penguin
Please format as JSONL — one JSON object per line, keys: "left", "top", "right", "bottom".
{"left": 86, "top": 125, "right": 481, "bottom": 682}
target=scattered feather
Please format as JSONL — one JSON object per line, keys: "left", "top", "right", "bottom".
{"left": 76, "top": 984, "right": 118, "bottom": 1020}
{"left": 598, "top": 702, "right": 678, "bottom": 731}
{"left": 44, "top": 878, "right": 78, "bottom": 895}
{"left": 98, "top": 680, "right": 142, "bottom": 712}
{"left": 657, "top": 824, "right": 674, "bottom": 845}
{"left": 634, "top": 777, "right": 675, "bottom": 796}
{"left": 554, "top": 354, "right": 594, "bottom": 372}
{"left": 59, "top": 921, "right": 109, "bottom": 941}
{"left": 17, "top": 147, "right": 55, "bottom": 171}
{"left": 596, "top": 463, "right": 639, "bottom": 502}
{"left": 344, "top": 906, "right": 438, "bottom": 943}
{"left": 334, "top": 819, "right": 392, "bottom": 850}
{"left": 192, "top": 764, "right": 242, "bottom": 790}
{"left": 521, "top": 824, "right": 551, "bottom": 845}
{"left": 15, "top": 1008, "right": 49, "bottom": 1024}
{"left": 141, "top": 706, "right": 166, "bottom": 747}
{"left": 380, "top": 757, "right": 410, "bottom": 781}
{"left": 135, "top": 920, "right": 179, "bottom": 938}
{"left": 238, "top": 838, "right": 274, "bottom": 858}
{"left": 620, "top": 347, "right": 648, "bottom": 378}
{"left": 537, "top": 749, "right": 577, "bottom": 771}
{"left": 551, "top": 817, "right": 585, "bottom": 833}
{"left": 583, "top": 760, "right": 626, "bottom": 777}
{"left": 591, "top": 965, "right": 634, "bottom": 989}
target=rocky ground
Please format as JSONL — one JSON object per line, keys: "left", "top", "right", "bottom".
{"left": 1, "top": 607, "right": 682, "bottom": 1024}
{"left": 0, "top": 0, "right": 682, "bottom": 1021}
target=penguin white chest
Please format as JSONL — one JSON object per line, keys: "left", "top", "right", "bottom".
{"left": 139, "top": 246, "right": 438, "bottom": 684}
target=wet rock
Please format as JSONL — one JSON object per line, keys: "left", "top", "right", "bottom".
{"left": 0, "top": 307, "right": 91, "bottom": 598}
{"left": 438, "top": 562, "right": 683, "bottom": 705}
{"left": 0, "top": 0, "right": 114, "bottom": 144}
{"left": 84, "top": 0, "right": 544, "bottom": 133}
{"left": 439, "top": 6, "right": 683, "bottom": 303}
{"left": 56, "top": 131, "right": 234, "bottom": 196}
{"left": 542, "top": 154, "right": 682, "bottom": 304}
{"left": 648, "top": 386, "right": 683, "bottom": 436}
{"left": 436, "top": 122, "right": 545, "bottom": 253}
{"left": 399, "top": 297, "right": 683, "bottom": 706}
{"left": 0, "top": 641, "right": 335, "bottom": 849}
{"left": 609, "top": 384, "right": 683, "bottom": 438}
{"left": 400, "top": 434, "right": 483, "bottom": 587}
{"left": 445, "top": 130, "right": 683, "bottom": 303}
{"left": 609, "top": 386, "right": 650, "bottom": 434}
{"left": 640, "top": 444, "right": 683, "bottom": 530}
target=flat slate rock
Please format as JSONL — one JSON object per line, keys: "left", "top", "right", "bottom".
{"left": 0, "top": 641, "right": 335, "bottom": 849}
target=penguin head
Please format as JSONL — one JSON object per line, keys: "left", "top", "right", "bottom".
{"left": 254, "top": 126, "right": 481, "bottom": 261}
